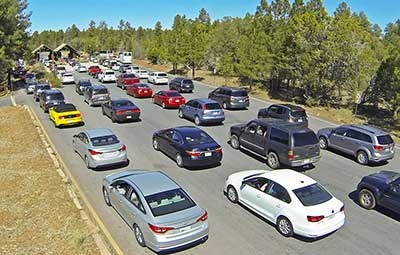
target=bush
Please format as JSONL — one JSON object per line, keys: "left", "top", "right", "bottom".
{"left": 39, "top": 71, "right": 62, "bottom": 88}
{"left": 305, "top": 97, "right": 320, "bottom": 107}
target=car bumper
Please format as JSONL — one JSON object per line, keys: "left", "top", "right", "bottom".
{"left": 228, "top": 101, "right": 249, "bottom": 109}
{"left": 166, "top": 102, "right": 185, "bottom": 108}
{"left": 180, "top": 87, "right": 193, "bottom": 92}
{"left": 201, "top": 116, "right": 225, "bottom": 123}
{"left": 295, "top": 212, "right": 345, "bottom": 238}
{"left": 115, "top": 113, "right": 140, "bottom": 122}
{"left": 56, "top": 117, "right": 83, "bottom": 126}
{"left": 146, "top": 222, "right": 209, "bottom": 252}
{"left": 62, "top": 79, "right": 75, "bottom": 84}
{"left": 103, "top": 78, "right": 116, "bottom": 82}
{"left": 183, "top": 153, "right": 222, "bottom": 167}
{"left": 287, "top": 155, "right": 321, "bottom": 167}
{"left": 370, "top": 151, "right": 395, "bottom": 162}
{"left": 90, "top": 152, "right": 127, "bottom": 168}
{"left": 134, "top": 92, "right": 152, "bottom": 98}
{"left": 154, "top": 79, "right": 168, "bottom": 84}
{"left": 91, "top": 99, "right": 109, "bottom": 106}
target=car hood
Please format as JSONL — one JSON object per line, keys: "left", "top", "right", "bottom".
{"left": 368, "top": 171, "right": 400, "bottom": 184}
{"left": 317, "top": 127, "right": 334, "bottom": 136}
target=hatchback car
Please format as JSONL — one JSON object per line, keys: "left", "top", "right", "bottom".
{"left": 229, "top": 119, "right": 320, "bottom": 169}
{"left": 98, "top": 70, "right": 116, "bottom": 83}
{"left": 357, "top": 171, "right": 400, "bottom": 213}
{"left": 152, "top": 126, "right": 222, "bottom": 168}
{"left": 169, "top": 77, "right": 194, "bottom": 93}
{"left": 117, "top": 73, "right": 140, "bottom": 90}
{"left": 178, "top": 98, "right": 225, "bottom": 126}
{"left": 61, "top": 72, "right": 75, "bottom": 84}
{"left": 258, "top": 104, "right": 308, "bottom": 127}
{"left": 153, "top": 90, "right": 185, "bottom": 109}
{"left": 134, "top": 69, "right": 149, "bottom": 79}
{"left": 75, "top": 79, "right": 92, "bottom": 95}
{"left": 72, "top": 128, "right": 128, "bottom": 169}
{"left": 126, "top": 83, "right": 153, "bottom": 98}
{"left": 119, "top": 63, "right": 132, "bottom": 73}
{"left": 102, "top": 99, "right": 141, "bottom": 123}
{"left": 25, "top": 80, "right": 37, "bottom": 94}
{"left": 208, "top": 87, "right": 249, "bottom": 109}
{"left": 224, "top": 169, "right": 345, "bottom": 238}
{"left": 102, "top": 170, "right": 209, "bottom": 252}
{"left": 317, "top": 125, "right": 395, "bottom": 165}
{"left": 33, "top": 83, "right": 51, "bottom": 102}
{"left": 39, "top": 89, "right": 65, "bottom": 113}
{"left": 148, "top": 72, "right": 168, "bottom": 85}
{"left": 84, "top": 85, "right": 110, "bottom": 106}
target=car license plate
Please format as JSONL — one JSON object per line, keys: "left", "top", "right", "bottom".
{"left": 144, "top": 90, "right": 148, "bottom": 93}
{"left": 298, "top": 119, "right": 303, "bottom": 122}
{"left": 179, "top": 226, "right": 192, "bottom": 233}
{"left": 303, "top": 159, "right": 311, "bottom": 164}
{"left": 67, "top": 119, "right": 73, "bottom": 123}
{"left": 213, "top": 111, "right": 219, "bottom": 115}
{"left": 126, "top": 116, "right": 132, "bottom": 119}
{"left": 104, "top": 151, "right": 118, "bottom": 157}
{"left": 175, "top": 100, "right": 180, "bottom": 103}
{"left": 204, "top": 152, "right": 212, "bottom": 157}
{"left": 239, "top": 100, "right": 244, "bottom": 102}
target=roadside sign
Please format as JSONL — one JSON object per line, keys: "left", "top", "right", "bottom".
{"left": 356, "top": 92, "right": 363, "bottom": 104}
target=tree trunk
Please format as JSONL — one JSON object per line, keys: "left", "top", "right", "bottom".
{"left": 394, "top": 105, "right": 400, "bottom": 120}
{"left": 192, "top": 67, "right": 195, "bottom": 79}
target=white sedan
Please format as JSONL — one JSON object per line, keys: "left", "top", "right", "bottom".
{"left": 224, "top": 169, "right": 345, "bottom": 238}
{"left": 133, "top": 69, "right": 149, "bottom": 79}
{"left": 148, "top": 72, "right": 168, "bottom": 84}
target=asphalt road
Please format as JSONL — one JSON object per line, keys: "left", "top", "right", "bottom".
{"left": 15, "top": 64, "right": 400, "bottom": 255}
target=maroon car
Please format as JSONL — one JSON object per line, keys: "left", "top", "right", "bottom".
{"left": 117, "top": 73, "right": 140, "bottom": 90}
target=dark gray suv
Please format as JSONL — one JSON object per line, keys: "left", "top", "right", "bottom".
{"left": 208, "top": 87, "right": 249, "bottom": 109}
{"left": 169, "top": 77, "right": 194, "bottom": 93}
{"left": 39, "top": 89, "right": 65, "bottom": 113}
{"left": 229, "top": 119, "right": 320, "bottom": 169}
{"left": 258, "top": 104, "right": 308, "bottom": 127}
{"left": 84, "top": 85, "right": 110, "bottom": 106}
{"left": 317, "top": 125, "right": 395, "bottom": 165}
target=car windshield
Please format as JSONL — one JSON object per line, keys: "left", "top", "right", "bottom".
{"left": 137, "top": 84, "right": 149, "bottom": 88}
{"left": 145, "top": 188, "right": 196, "bottom": 217}
{"left": 125, "top": 74, "right": 136, "bottom": 78}
{"left": 184, "top": 131, "right": 214, "bottom": 145}
{"left": 293, "top": 131, "right": 318, "bottom": 147}
{"left": 204, "top": 103, "right": 221, "bottom": 110}
{"left": 231, "top": 90, "right": 247, "bottom": 97}
{"left": 377, "top": 135, "right": 394, "bottom": 145}
{"left": 167, "top": 91, "right": 181, "bottom": 97}
{"left": 93, "top": 88, "right": 108, "bottom": 95}
{"left": 293, "top": 183, "right": 332, "bottom": 206}
{"left": 114, "top": 101, "right": 134, "bottom": 107}
{"left": 157, "top": 73, "right": 167, "bottom": 77}
{"left": 80, "top": 81, "right": 91, "bottom": 86}
{"left": 290, "top": 110, "right": 307, "bottom": 118}
{"left": 46, "top": 93, "right": 64, "bottom": 100}
{"left": 91, "top": 135, "right": 119, "bottom": 146}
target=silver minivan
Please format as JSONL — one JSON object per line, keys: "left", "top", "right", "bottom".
{"left": 84, "top": 85, "right": 110, "bottom": 106}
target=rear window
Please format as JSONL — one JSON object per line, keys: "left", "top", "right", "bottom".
{"left": 157, "top": 73, "right": 167, "bottom": 77}
{"left": 46, "top": 93, "right": 64, "bottom": 100}
{"left": 145, "top": 188, "right": 196, "bottom": 217}
{"left": 293, "top": 131, "right": 318, "bottom": 147}
{"left": 377, "top": 135, "right": 394, "bottom": 145}
{"left": 166, "top": 91, "right": 181, "bottom": 97}
{"left": 91, "top": 135, "right": 119, "bottom": 146}
{"left": 290, "top": 110, "right": 306, "bottom": 118}
{"left": 125, "top": 74, "right": 137, "bottom": 78}
{"left": 184, "top": 131, "right": 214, "bottom": 145}
{"left": 114, "top": 101, "right": 134, "bottom": 107}
{"left": 204, "top": 103, "right": 221, "bottom": 110}
{"left": 93, "top": 88, "right": 108, "bottom": 95}
{"left": 293, "top": 183, "right": 332, "bottom": 206}
{"left": 231, "top": 90, "right": 247, "bottom": 97}
{"left": 137, "top": 84, "right": 149, "bottom": 88}
{"left": 63, "top": 73, "right": 73, "bottom": 77}
{"left": 183, "top": 79, "right": 193, "bottom": 84}
{"left": 57, "top": 67, "right": 66, "bottom": 70}
{"left": 105, "top": 71, "right": 114, "bottom": 75}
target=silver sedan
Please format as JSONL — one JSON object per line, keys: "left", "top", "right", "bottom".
{"left": 102, "top": 170, "right": 209, "bottom": 252}
{"left": 72, "top": 128, "right": 128, "bottom": 169}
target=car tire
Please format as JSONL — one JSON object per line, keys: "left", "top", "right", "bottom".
{"left": 194, "top": 115, "right": 201, "bottom": 126}
{"left": 276, "top": 216, "right": 294, "bottom": 237}
{"left": 152, "top": 138, "right": 159, "bottom": 151}
{"left": 178, "top": 109, "right": 183, "bottom": 118}
{"left": 134, "top": 224, "right": 146, "bottom": 247}
{"left": 85, "top": 156, "right": 91, "bottom": 169}
{"left": 227, "top": 185, "right": 238, "bottom": 203}
{"left": 356, "top": 150, "right": 369, "bottom": 165}
{"left": 162, "top": 102, "right": 166, "bottom": 109}
{"left": 230, "top": 134, "right": 240, "bottom": 150}
{"left": 103, "top": 187, "right": 111, "bottom": 206}
{"left": 358, "top": 189, "right": 376, "bottom": 210}
{"left": 267, "top": 151, "right": 280, "bottom": 169}
{"left": 176, "top": 153, "right": 184, "bottom": 168}
{"left": 111, "top": 114, "right": 116, "bottom": 123}
{"left": 319, "top": 136, "right": 328, "bottom": 149}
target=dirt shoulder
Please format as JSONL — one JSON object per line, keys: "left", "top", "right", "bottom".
{"left": 0, "top": 106, "right": 99, "bottom": 254}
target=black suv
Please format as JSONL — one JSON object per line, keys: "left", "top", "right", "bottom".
{"left": 208, "top": 87, "right": 249, "bottom": 109}
{"left": 75, "top": 79, "right": 92, "bottom": 95}
{"left": 258, "top": 104, "right": 308, "bottom": 127}
{"left": 229, "top": 119, "right": 320, "bottom": 169}
{"left": 169, "top": 77, "right": 194, "bottom": 93}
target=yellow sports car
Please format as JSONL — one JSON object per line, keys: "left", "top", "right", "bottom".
{"left": 49, "top": 103, "right": 83, "bottom": 127}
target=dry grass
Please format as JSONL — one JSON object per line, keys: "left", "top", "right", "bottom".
{"left": 0, "top": 106, "right": 99, "bottom": 255}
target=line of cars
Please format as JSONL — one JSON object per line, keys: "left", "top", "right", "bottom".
{"left": 23, "top": 61, "right": 398, "bottom": 253}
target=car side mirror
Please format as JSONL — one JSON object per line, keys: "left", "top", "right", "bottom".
{"left": 108, "top": 185, "right": 114, "bottom": 191}
{"left": 391, "top": 184, "right": 399, "bottom": 193}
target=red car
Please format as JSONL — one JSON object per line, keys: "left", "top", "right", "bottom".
{"left": 153, "top": 90, "right": 185, "bottom": 108}
{"left": 88, "top": 65, "right": 101, "bottom": 76}
{"left": 117, "top": 73, "right": 140, "bottom": 90}
{"left": 126, "top": 83, "right": 153, "bottom": 98}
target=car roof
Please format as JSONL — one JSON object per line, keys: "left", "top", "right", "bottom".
{"left": 161, "top": 90, "right": 180, "bottom": 93}
{"left": 277, "top": 104, "right": 305, "bottom": 111}
{"left": 257, "top": 118, "right": 311, "bottom": 132}
{"left": 153, "top": 71, "right": 167, "bottom": 74}
{"left": 193, "top": 98, "right": 218, "bottom": 104}
{"left": 85, "top": 128, "right": 114, "bottom": 138}
{"left": 111, "top": 98, "right": 133, "bottom": 104}
{"left": 125, "top": 171, "right": 180, "bottom": 196}
{"left": 43, "top": 89, "right": 62, "bottom": 94}
{"left": 172, "top": 126, "right": 204, "bottom": 135}
{"left": 345, "top": 124, "right": 388, "bottom": 136}
{"left": 91, "top": 84, "right": 106, "bottom": 89}
{"left": 219, "top": 86, "right": 246, "bottom": 91}
{"left": 260, "top": 169, "right": 316, "bottom": 191}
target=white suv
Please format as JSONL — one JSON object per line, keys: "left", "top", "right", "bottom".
{"left": 61, "top": 72, "right": 74, "bottom": 84}
{"left": 148, "top": 72, "right": 168, "bottom": 84}
{"left": 98, "top": 70, "right": 116, "bottom": 83}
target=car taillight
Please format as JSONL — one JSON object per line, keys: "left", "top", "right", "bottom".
{"left": 138, "top": 89, "right": 143, "bottom": 93}
{"left": 75, "top": 113, "right": 81, "bottom": 118}
{"left": 374, "top": 145, "right": 383, "bottom": 151}
{"left": 186, "top": 150, "right": 201, "bottom": 157}
{"left": 215, "top": 147, "right": 222, "bottom": 153}
{"left": 148, "top": 223, "right": 174, "bottom": 234}
{"left": 197, "top": 211, "right": 208, "bottom": 222}
{"left": 132, "top": 108, "right": 140, "bottom": 112}
{"left": 169, "top": 98, "right": 174, "bottom": 102}
{"left": 89, "top": 149, "right": 102, "bottom": 155}
{"left": 340, "top": 205, "right": 345, "bottom": 212}
{"left": 116, "top": 110, "right": 125, "bottom": 115}
{"left": 120, "top": 145, "right": 126, "bottom": 151}
{"left": 288, "top": 150, "right": 294, "bottom": 160}
{"left": 307, "top": 215, "right": 325, "bottom": 222}
{"left": 58, "top": 116, "right": 64, "bottom": 119}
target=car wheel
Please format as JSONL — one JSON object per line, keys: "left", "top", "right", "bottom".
{"left": 88, "top": 100, "right": 92, "bottom": 107}
{"left": 85, "top": 156, "right": 91, "bottom": 169}
{"left": 227, "top": 185, "right": 238, "bottom": 203}
{"left": 101, "top": 108, "right": 105, "bottom": 115}
{"left": 162, "top": 102, "right": 166, "bottom": 109}
{"left": 111, "top": 114, "right": 116, "bottom": 123}
{"left": 358, "top": 189, "right": 376, "bottom": 210}
{"left": 176, "top": 153, "right": 184, "bottom": 168}
{"left": 133, "top": 224, "right": 146, "bottom": 247}
{"left": 277, "top": 216, "right": 294, "bottom": 237}
{"left": 356, "top": 150, "right": 369, "bottom": 165}
{"left": 152, "top": 138, "right": 159, "bottom": 151}
{"left": 222, "top": 102, "right": 227, "bottom": 109}
{"left": 319, "top": 136, "right": 328, "bottom": 149}
{"left": 194, "top": 115, "right": 201, "bottom": 126}
{"left": 230, "top": 134, "right": 240, "bottom": 149}
{"left": 178, "top": 109, "right": 184, "bottom": 118}
{"left": 267, "top": 151, "right": 280, "bottom": 169}
{"left": 103, "top": 187, "right": 111, "bottom": 206}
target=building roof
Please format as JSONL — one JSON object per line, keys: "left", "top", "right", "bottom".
{"left": 53, "top": 43, "right": 80, "bottom": 56}
{"left": 32, "top": 44, "right": 53, "bottom": 54}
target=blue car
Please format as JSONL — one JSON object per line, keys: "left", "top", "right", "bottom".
{"left": 178, "top": 98, "right": 225, "bottom": 126}
{"left": 357, "top": 171, "right": 400, "bottom": 213}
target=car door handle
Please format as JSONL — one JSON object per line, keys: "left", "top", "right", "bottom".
{"left": 275, "top": 204, "right": 281, "bottom": 209}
